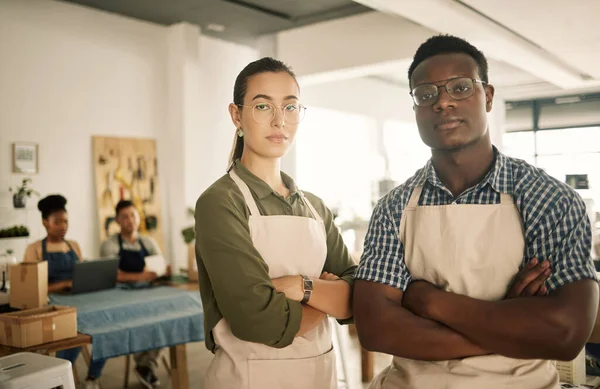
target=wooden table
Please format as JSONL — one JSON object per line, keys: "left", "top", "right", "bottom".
{"left": 169, "top": 343, "right": 189, "bottom": 389}
{"left": 0, "top": 333, "right": 92, "bottom": 382}
{"left": 48, "top": 287, "right": 203, "bottom": 389}
{"left": 169, "top": 281, "right": 199, "bottom": 292}
{"left": 0, "top": 333, "right": 92, "bottom": 357}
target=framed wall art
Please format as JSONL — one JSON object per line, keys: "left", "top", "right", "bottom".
{"left": 12, "top": 143, "right": 39, "bottom": 174}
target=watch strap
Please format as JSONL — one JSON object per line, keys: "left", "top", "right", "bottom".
{"left": 300, "top": 275, "right": 312, "bottom": 304}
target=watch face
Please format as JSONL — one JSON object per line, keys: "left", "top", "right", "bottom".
{"left": 303, "top": 279, "right": 313, "bottom": 291}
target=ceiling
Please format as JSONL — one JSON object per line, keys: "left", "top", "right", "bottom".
{"left": 58, "top": 0, "right": 600, "bottom": 101}
{"left": 353, "top": 0, "right": 600, "bottom": 101}
{"left": 59, "top": 0, "right": 371, "bottom": 46}
{"left": 462, "top": 0, "right": 600, "bottom": 81}
{"left": 377, "top": 58, "right": 543, "bottom": 88}
{"left": 374, "top": 55, "right": 590, "bottom": 101}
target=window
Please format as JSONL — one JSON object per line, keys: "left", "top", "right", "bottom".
{"left": 502, "top": 131, "right": 536, "bottom": 165}
{"left": 383, "top": 121, "right": 430, "bottom": 183}
{"left": 535, "top": 127, "right": 600, "bottom": 207}
{"left": 502, "top": 127, "right": 600, "bottom": 227}
{"left": 536, "top": 127, "right": 600, "bottom": 155}
{"left": 295, "top": 107, "right": 377, "bottom": 221}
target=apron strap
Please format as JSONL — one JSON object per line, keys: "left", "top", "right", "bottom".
{"left": 137, "top": 237, "right": 148, "bottom": 255}
{"left": 41, "top": 238, "right": 48, "bottom": 262}
{"left": 500, "top": 192, "right": 514, "bottom": 205}
{"left": 299, "top": 192, "right": 323, "bottom": 223}
{"left": 42, "top": 238, "right": 75, "bottom": 261}
{"left": 64, "top": 239, "right": 74, "bottom": 252}
{"left": 63, "top": 239, "right": 80, "bottom": 260}
{"left": 407, "top": 186, "right": 423, "bottom": 208}
{"left": 229, "top": 170, "right": 260, "bottom": 216}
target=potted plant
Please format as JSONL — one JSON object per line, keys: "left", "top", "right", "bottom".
{"left": 9, "top": 178, "right": 39, "bottom": 208}
{"left": 181, "top": 207, "right": 195, "bottom": 245}
{"left": 181, "top": 207, "right": 198, "bottom": 281}
{"left": 0, "top": 225, "right": 30, "bottom": 238}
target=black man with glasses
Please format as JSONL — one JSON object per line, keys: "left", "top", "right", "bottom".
{"left": 354, "top": 35, "right": 598, "bottom": 389}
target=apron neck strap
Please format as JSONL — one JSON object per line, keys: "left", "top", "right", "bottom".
{"left": 407, "top": 186, "right": 423, "bottom": 208}
{"left": 299, "top": 192, "right": 323, "bottom": 223}
{"left": 229, "top": 170, "right": 261, "bottom": 216}
{"left": 41, "top": 238, "right": 47, "bottom": 259}
{"left": 409, "top": 186, "right": 513, "bottom": 207}
{"left": 64, "top": 239, "right": 74, "bottom": 251}
{"left": 500, "top": 192, "right": 514, "bottom": 205}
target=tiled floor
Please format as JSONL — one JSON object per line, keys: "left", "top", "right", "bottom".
{"left": 73, "top": 324, "right": 391, "bottom": 389}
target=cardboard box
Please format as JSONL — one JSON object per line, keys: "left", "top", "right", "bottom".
{"left": 188, "top": 243, "right": 198, "bottom": 282}
{"left": 0, "top": 305, "right": 77, "bottom": 348}
{"left": 9, "top": 261, "right": 48, "bottom": 310}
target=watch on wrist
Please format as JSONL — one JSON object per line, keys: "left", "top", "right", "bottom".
{"left": 300, "top": 275, "right": 313, "bottom": 304}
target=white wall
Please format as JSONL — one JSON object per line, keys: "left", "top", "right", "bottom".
{"left": 0, "top": 0, "right": 169, "bottom": 260}
{"left": 301, "top": 77, "right": 415, "bottom": 123}
{"left": 0, "top": 0, "right": 261, "bottom": 268}
{"left": 186, "top": 36, "right": 258, "bottom": 207}
{"left": 489, "top": 97, "right": 506, "bottom": 151}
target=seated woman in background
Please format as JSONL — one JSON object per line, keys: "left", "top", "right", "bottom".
{"left": 23, "top": 194, "right": 106, "bottom": 389}
{"left": 24, "top": 194, "right": 81, "bottom": 292}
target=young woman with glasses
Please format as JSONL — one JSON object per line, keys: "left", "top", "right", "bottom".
{"left": 194, "top": 57, "right": 357, "bottom": 389}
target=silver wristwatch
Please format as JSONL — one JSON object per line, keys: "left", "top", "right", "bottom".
{"left": 300, "top": 275, "right": 313, "bottom": 304}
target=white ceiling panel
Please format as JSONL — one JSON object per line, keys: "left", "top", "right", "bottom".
{"left": 462, "top": 0, "right": 600, "bottom": 80}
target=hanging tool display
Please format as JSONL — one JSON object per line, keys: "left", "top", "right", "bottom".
{"left": 114, "top": 168, "right": 148, "bottom": 233}
{"left": 150, "top": 177, "right": 155, "bottom": 203}
{"left": 91, "top": 137, "right": 165, "bottom": 255}
{"left": 137, "top": 156, "right": 147, "bottom": 180}
{"left": 145, "top": 215, "right": 158, "bottom": 231}
{"left": 104, "top": 216, "right": 116, "bottom": 235}
{"left": 93, "top": 137, "right": 164, "bottom": 254}
{"left": 101, "top": 170, "right": 115, "bottom": 208}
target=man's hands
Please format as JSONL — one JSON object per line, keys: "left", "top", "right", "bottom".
{"left": 402, "top": 281, "right": 440, "bottom": 319}
{"left": 505, "top": 258, "right": 550, "bottom": 298}
{"left": 48, "top": 279, "right": 73, "bottom": 293}
{"left": 403, "top": 258, "right": 552, "bottom": 317}
{"left": 142, "top": 271, "right": 159, "bottom": 282}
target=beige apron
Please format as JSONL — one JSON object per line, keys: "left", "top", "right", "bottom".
{"left": 370, "top": 186, "right": 560, "bottom": 389}
{"left": 204, "top": 170, "right": 337, "bottom": 389}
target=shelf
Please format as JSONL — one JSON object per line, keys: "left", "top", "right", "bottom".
{"left": 0, "top": 207, "right": 36, "bottom": 212}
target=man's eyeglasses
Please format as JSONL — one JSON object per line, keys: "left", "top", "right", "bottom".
{"left": 236, "top": 102, "right": 307, "bottom": 124}
{"left": 410, "top": 77, "right": 487, "bottom": 107}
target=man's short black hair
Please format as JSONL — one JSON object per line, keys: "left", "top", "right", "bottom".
{"left": 115, "top": 200, "right": 136, "bottom": 216}
{"left": 408, "top": 34, "right": 489, "bottom": 87}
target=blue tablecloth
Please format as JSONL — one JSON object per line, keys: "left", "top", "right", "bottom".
{"left": 49, "top": 287, "right": 204, "bottom": 361}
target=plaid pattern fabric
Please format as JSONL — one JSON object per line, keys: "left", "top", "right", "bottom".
{"left": 356, "top": 148, "right": 597, "bottom": 292}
